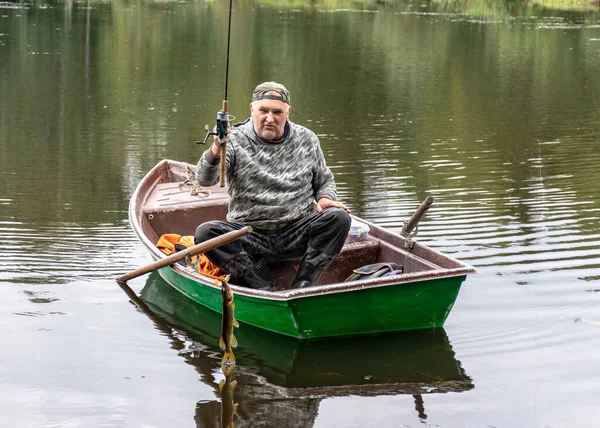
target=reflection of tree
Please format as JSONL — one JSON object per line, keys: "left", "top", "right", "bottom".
{"left": 2, "top": 0, "right": 599, "bottom": 235}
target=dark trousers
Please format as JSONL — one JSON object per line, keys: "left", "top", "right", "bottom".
{"left": 194, "top": 208, "right": 351, "bottom": 279}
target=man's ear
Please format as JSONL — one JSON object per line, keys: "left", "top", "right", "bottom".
{"left": 249, "top": 102, "right": 255, "bottom": 113}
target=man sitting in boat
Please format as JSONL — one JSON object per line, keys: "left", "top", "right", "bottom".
{"left": 194, "top": 81, "right": 351, "bottom": 291}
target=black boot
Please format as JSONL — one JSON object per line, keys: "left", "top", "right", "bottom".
{"left": 238, "top": 260, "right": 274, "bottom": 291}
{"left": 292, "top": 248, "right": 336, "bottom": 289}
{"left": 291, "top": 259, "right": 324, "bottom": 289}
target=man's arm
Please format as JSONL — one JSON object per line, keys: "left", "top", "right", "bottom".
{"left": 196, "top": 136, "right": 230, "bottom": 186}
{"left": 311, "top": 136, "right": 350, "bottom": 213}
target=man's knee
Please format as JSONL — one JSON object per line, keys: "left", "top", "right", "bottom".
{"left": 194, "top": 221, "right": 225, "bottom": 244}
{"left": 324, "top": 208, "right": 351, "bottom": 232}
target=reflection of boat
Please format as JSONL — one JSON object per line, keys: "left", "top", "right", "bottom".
{"left": 139, "top": 272, "right": 474, "bottom": 398}
{"left": 129, "top": 159, "right": 476, "bottom": 338}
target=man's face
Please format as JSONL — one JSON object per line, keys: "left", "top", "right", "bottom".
{"left": 250, "top": 95, "right": 291, "bottom": 141}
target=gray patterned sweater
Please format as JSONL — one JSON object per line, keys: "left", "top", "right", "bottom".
{"left": 196, "top": 119, "right": 337, "bottom": 229}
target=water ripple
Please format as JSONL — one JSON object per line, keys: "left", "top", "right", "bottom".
{"left": 0, "top": 222, "right": 146, "bottom": 284}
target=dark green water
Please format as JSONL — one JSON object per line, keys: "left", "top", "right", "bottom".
{"left": 1, "top": 1, "right": 600, "bottom": 427}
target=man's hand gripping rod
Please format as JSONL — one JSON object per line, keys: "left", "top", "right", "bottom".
{"left": 198, "top": 102, "right": 229, "bottom": 187}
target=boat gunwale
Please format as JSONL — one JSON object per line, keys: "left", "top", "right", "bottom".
{"left": 159, "top": 258, "right": 475, "bottom": 301}
{"left": 129, "top": 159, "right": 477, "bottom": 302}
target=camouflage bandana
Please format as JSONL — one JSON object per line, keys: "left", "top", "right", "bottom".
{"left": 251, "top": 82, "right": 291, "bottom": 105}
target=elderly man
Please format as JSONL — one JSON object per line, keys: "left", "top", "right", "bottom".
{"left": 194, "top": 82, "right": 351, "bottom": 290}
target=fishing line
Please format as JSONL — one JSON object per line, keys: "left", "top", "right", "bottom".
{"left": 223, "top": 0, "right": 233, "bottom": 102}
{"left": 199, "top": 0, "right": 234, "bottom": 187}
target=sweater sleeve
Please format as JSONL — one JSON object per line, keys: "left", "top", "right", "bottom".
{"left": 311, "top": 135, "right": 337, "bottom": 201}
{"left": 195, "top": 142, "right": 234, "bottom": 187}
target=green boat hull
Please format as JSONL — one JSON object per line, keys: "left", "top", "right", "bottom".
{"left": 159, "top": 266, "right": 465, "bottom": 339}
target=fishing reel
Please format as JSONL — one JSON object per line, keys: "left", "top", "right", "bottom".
{"left": 198, "top": 109, "right": 229, "bottom": 145}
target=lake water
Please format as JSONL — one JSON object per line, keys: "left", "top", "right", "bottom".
{"left": 1, "top": 0, "right": 600, "bottom": 427}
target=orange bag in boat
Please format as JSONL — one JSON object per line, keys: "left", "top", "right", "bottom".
{"left": 156, "top": 234, "right": 226, "bottom": 280}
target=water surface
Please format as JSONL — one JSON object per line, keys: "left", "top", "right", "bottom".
{"left": 1, "top": 0, "right": 600, "bottom": 427}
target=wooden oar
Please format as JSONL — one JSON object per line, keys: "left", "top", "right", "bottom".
{"left": 401, "top": 196, "right": 434, "bottom": 237}
{"left": 116, "top": 226, "right": 252, "bottom": 283}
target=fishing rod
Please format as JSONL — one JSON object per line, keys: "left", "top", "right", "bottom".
{"left": 199, "top": 0, "right": 234, "bottom": 188}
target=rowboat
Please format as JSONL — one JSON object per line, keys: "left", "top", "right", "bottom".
{"left": 129, "top": 159, "right": 476, "bottom": 339}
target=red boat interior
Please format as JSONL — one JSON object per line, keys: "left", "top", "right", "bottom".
{"left": 135, "top": 163, "right": 465, "bottom": 290}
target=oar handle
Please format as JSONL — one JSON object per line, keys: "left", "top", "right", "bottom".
{"left": 401, "top": 196, "right": 434, "bottom": 237}
{"left": 116, "top": 226, "right": 252, "bottom": 283}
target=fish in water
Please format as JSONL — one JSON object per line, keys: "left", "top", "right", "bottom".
{"left": 217, "top": 275, "right": 238, "bottom": 373}
{"left": 219, "top": 371, "right": 238, "bottom": 428}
